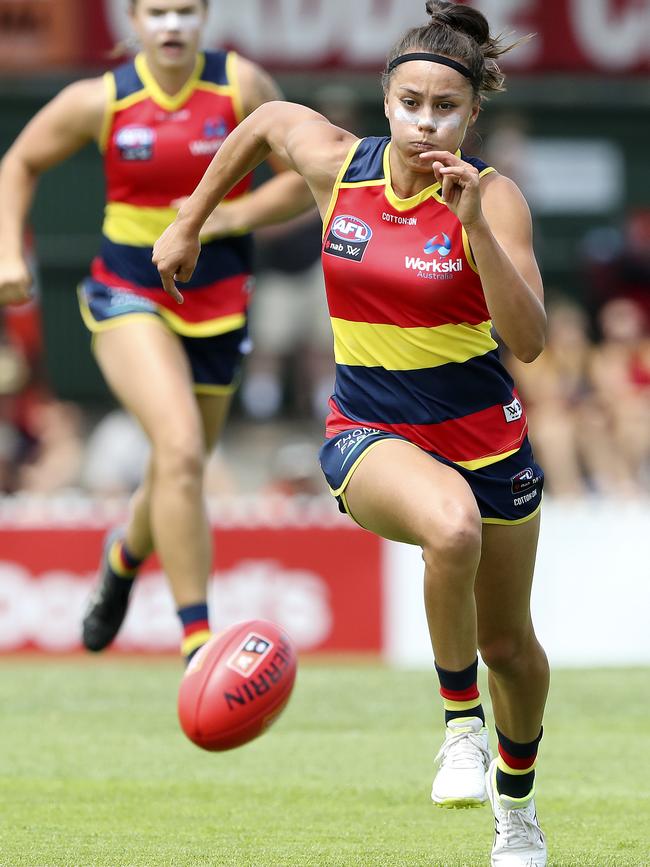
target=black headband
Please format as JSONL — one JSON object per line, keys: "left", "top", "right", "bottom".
{"left": 387, "top": 52, "right": 472, "bottom": 80}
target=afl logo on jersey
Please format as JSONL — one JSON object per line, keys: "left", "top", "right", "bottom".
{"left": 332, "top": 215, "right": 373, "bottom": 243}
{"left": 325, "top": 215, "right": 373, "bottom": 263}
{"left": 116, "top": 126, "right": 155, "bottom": 161}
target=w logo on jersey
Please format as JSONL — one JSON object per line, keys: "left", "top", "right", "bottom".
{"left": 424, "top": 233, "right": 452, "bottom": 257}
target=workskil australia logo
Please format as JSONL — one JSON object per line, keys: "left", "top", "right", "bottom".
{"left": 324, "top": 214, "right": 373, "bottom": 262}
{"left": 189, "top": 118, "right": 229, "bottom": 156}
{"left": 424, "top": 233, "right": 452, "bottom": 256}
{"left": 406, "top": 231, "right": 463, "bottom": 279}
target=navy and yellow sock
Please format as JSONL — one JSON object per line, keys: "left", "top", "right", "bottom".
{"left": 178, "top": 602, "right": 212, "bottom": 664}
{"left": 495, "top": 726, "right": 543, "bottom": 803}
{"left": 107, "top": 536, "right": 143, "bottom": 579}
{"left": 103, "top": 536, "right": 143, "bottom": 599}
{"left": 435, "top": 657, "right": 485, "bottom": 725}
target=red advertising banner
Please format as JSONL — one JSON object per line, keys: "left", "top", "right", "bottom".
{"left": 1, "top": 0, "right": 648, "bottom": 74}
{"left": 0, "top": 0, "right": 81, "bottom": 70}
{"left": 0, "top": 523, "right": 382, "bottom": 654}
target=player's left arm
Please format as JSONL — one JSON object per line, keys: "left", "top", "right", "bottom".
{"left": 466, "top": 172, "right": 546, "bottom": 363}
{"left": 198, "top": 55, "right": 314, "bottom": 237}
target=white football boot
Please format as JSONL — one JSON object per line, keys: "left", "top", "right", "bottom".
{"left": 431, "top": 716, "right": 492, "bottom": 808}
{"left": 485, "top": 758, "right": 547, "bottom": 867}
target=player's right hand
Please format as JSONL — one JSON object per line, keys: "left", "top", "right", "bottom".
{"left": 152, "top": 220, "right": 201, "bottom": 305}
{"left": 0, "top": 258, "right": 32, "bottom": 305}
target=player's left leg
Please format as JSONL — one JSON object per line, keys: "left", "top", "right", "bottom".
{"left": 82, "top": 320, "right": 236, "bottom": 661}
{"left": 475, "top": 513, "right": 549, "bottom": 866}
{"left": 120, "top": 390, "right": 231, "bottom": 563}
{"left": 84, "top": 391, "right": 233, "bottom": 657}
{"left": 171, "top": 392, "right": 233, "bottom": 660}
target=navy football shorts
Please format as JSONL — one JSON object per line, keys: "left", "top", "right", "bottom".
{"left": 319, "top": 427, "right": 544, "bottom": 525}
{"left": 78, "top": 278, "right": 247, "bottom": 393}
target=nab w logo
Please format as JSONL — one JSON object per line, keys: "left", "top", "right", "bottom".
{"left": 331, "top": 215, "right": 373, "bottom": 243}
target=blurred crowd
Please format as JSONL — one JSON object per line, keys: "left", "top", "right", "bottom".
{"left": 507, "top": 290, "right": 650, "bottom": 498}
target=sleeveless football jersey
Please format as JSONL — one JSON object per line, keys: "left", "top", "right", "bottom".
{"left": 91, "top": 50, "right": 254, "bottom": 336}
{"left": 321, "top": 136, "right": 528, "bottom": 470}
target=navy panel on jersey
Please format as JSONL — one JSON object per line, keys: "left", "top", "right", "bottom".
{"left": 333, "top": 349, "right": 517, "bottom": 425}
{"left": 100, "top": 234, "right": 253, "bottom": 289}
{"left": 461, "top": 152, "right": 490, "bottom": 174}
{"left": 342, "top": 136, "right": 388, "bottom": 183}
{"left": 201, "top": 50, "right": 229, "bottom": 85}
{"left": 113, "top": 60, "right": 144, "bottom": 100}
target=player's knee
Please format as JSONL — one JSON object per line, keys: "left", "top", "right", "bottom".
{"left": 153, "top": 433, "right": 204, "bottom": 483}
{"left": 421, "top": 503, "right": 482, "bottom": 569}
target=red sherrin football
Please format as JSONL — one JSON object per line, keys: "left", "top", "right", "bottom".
{"left": 178, "top": 619, "right": 297, "bottom": 751}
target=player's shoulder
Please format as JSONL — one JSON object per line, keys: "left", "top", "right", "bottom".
{"left": 58, "top": 75, "right": 106, "bottom": 105}
{"left": 227, "top": 50, "right": 265, "bottom": 81}
{"left": 478, "top": 170, "right": 533, "bottom": 234}
{"left": 479, "top": 170, "right": 527, "bottom": 206}
{"left": 51, "top": 76, "right": 107, "bottom": 124}
{"left": 228, "top": 52, "right": 283, "bottom": 113}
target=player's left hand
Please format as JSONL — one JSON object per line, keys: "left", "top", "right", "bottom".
{"left": 152, "top": 220, "right": 201, "bottom": 304}
{"left": 418, "top": 150, "right": 483, "bottom": 227}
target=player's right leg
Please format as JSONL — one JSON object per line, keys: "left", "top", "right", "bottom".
{"left": 335, "top": 436, "right": 490, "bottom": 806}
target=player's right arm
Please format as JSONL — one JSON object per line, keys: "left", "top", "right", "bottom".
{"left": 153, "top": 100, "right": 356, "bottom": 301}
{"left": 0, "top": 77, "right": 106, "bottom": 304}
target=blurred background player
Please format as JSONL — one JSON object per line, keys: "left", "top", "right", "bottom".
{"left": 153, "top": 2, "right": 551, "bottom": 864}
{"left": 0, "top": 0, "right": 312, "bottom": 664}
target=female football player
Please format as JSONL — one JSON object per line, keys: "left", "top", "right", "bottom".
{"left": 153, "top": 1, "right": 549, "bottom": 864}
{"left": 0, "top": 0, "right": 312, "bottom": 663}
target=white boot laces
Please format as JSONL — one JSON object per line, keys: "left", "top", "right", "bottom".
{"left": 500, "top": 804, "right": 542, "bottom": 849}
{"left": 435, "top": 729, "right": 489, "bottom": 769}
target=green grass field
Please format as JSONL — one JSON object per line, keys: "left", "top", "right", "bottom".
{"left": 0, "top": 659, "right": 648, "bottom": 867}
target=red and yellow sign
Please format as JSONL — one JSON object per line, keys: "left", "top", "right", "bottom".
{"left": 0, "top": 0, "right": 82, "bottom": 70}
{"left": 1, "top": 0, "right": 648, "bottom": 75}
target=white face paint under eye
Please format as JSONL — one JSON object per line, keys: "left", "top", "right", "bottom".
{"left": 145, "top": 11, "right": 202, "bottom": 33}
{"left": 394, "top": 103, "right": 468, "bottom": 139}
{"left": 435, "top": 112, "right": 465, "bottom": 134}
{"left": 394, "top": 105, "right": 435, "bottom": 129}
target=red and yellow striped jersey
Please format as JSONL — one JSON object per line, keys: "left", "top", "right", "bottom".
{"left": 321, "top": 136, "right": 528, "bottom": 470}
{"left": 91, "top": 50, "right": 254, "bottom": 337}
